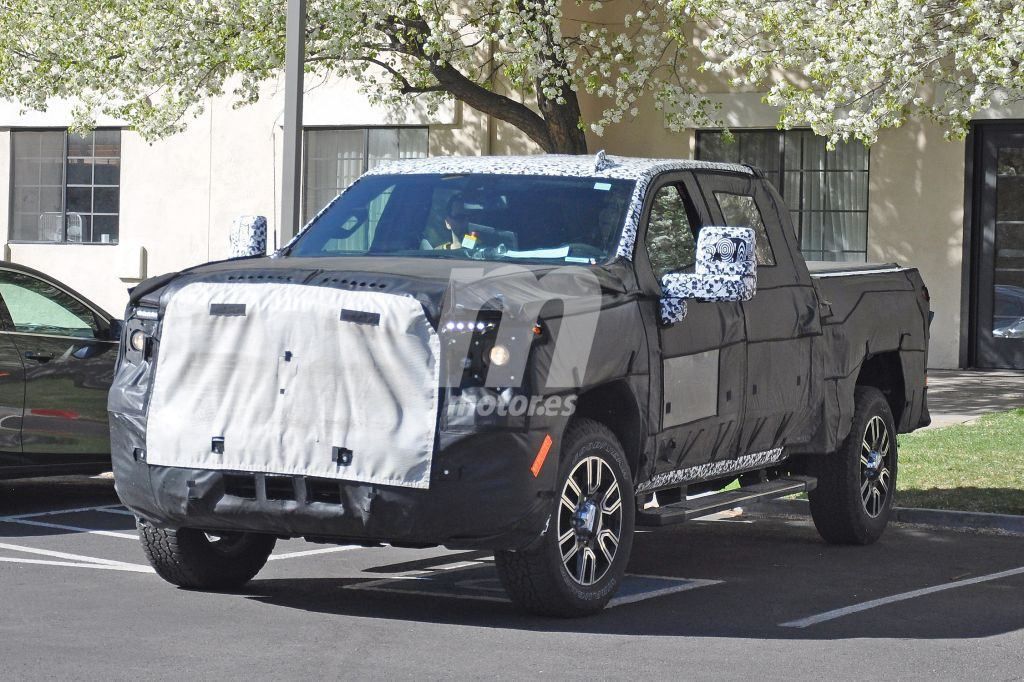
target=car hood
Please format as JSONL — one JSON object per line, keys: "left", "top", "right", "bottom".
{"left": 130, "top": 255, "right": 633, "bottom": 326}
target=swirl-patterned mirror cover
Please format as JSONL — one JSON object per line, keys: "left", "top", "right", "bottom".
{"left": 659, "top": 226, "right": 757, "bottom": 325}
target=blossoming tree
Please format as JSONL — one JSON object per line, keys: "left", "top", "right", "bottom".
{"left": 687, "top": 0, "right": 1024, "bottom": 144}
{"left": 1, "top": 0, "right": 1020, "bottom": 151}
{"left": 0, "top": 0, "right": 715, "bottom": 153}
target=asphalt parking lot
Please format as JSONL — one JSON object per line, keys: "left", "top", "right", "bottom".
{"left": 1, "top": 476, "right": 1022, "bottom": 680}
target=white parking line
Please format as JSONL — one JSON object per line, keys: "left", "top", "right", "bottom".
{"left": 0, "top": 541, "right": 138, "bottom": 567}
{"left": 429, "top": 560, "right": 485, "bottom": 571}
{"left": 4, "top": 504, "right": 124, "bottom": 520}
{"left": 95, "top": 507, "right": 137, "bottom": 517}
{"left": 780, "top": 565, "right": 1024, "bottom": 628}
{"left": 609, "top": 575, "right": 723, "bottom": 607}
{"left": 268, "top": 546, "right": 360, "bottom": 561}
{"left": 348, "top": 560, "right": 723, "bottom": 609}
{"left": 0, "top": 541, "right": 154, "bottom": 573}
{"left": 0, "top": 557, "right": 153, "bottom": 573}
{"left": 0, "top": 516, "right": 137, "bottom": 540}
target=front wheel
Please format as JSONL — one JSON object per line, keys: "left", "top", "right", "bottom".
{"left": 809, "top": 386, "right": 898, "bottom": 545}
{"left": 138, "top": 523, "right": 276, "bottom": 590}
{"left": 495, "top": 419, "right": 635, "bottom": 617}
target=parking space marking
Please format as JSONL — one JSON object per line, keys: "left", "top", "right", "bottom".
{"left": 95, "top": 507, "right": 137, "bottom": 517}
{"left": 428, "top": 560, "right": 486, "bottom": 571}
{"left": 0, "top": 557, "right": 152, "bottom": 573}
{"left": 349, "top": 559, "right": 723, "bottom": 609}
{"left": 780, "top": 565, "right": 1024, "bottom": 628}
{"left": 609, "top": 574, "right": 723, "bottom": 607}
{"left": 0, "top": 516, "right": 137, "bottom": 540}
{"left": 268, "top": 546, "right": 360, "bottom": 561}
{"left": 0, "top": 542, "right": 136, "bottom": 567}
{"left": 0, "top": 542, "right": 154, "bottom": 574}
{"left": 4, "top": 504, "right": 125, "bottom": 520}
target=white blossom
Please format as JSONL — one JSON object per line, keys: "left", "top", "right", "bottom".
{"left": 1, "top": 0, "right": 1019, "bottom": 149}
{"left": 684, "top": 0, "right": 1024, "bottom": 144}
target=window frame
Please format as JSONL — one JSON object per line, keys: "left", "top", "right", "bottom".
{"left": 634, "top": 172, "right": 712, "bottom": 296}
{"left": 7, "top": 127, "right": 122, "bottom": 246}
{"left": 695, "top": 128, "right": 870, "bottom": 262}
{"left": 301, "top": 125, "right": 429, "bottom": 223}
{"left": 644, "top": 182, "right": 701, "bottom": 279}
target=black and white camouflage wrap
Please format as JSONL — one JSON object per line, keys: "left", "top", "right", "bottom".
{"left": 230, "top": 215, "right": 268, "bottom": 258}
{"left": 660, "top": 297, "right": 688, "bottom": 326}
{"left": 697, "top": 226, "right": 756, "bottom": 277}
{"left": 276, "top": 154, "right": 753, "bottom": 260}
{"left": 636, "top": 448, "right": 786, "bottom": 493}
{"left": 659, "top": 226, "right": 758, "bottom": 325}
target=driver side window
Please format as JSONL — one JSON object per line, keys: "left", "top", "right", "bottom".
{"left": 645, "top": 184, "right": 698, "bottom": 279}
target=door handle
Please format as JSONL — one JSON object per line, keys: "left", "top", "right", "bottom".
{"left": 24, "top": 351, "right": 54, "bottom": 363}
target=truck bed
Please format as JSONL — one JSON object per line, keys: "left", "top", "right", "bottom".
{"left": 806, "top": 261, "right": 931, "bottom": 448}
{"left": 806, "top": 261, "right": 903, "bottom": 277}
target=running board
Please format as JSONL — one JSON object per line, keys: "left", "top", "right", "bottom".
{"left": 637, "top": 476, "right": 817, "bottom": 527}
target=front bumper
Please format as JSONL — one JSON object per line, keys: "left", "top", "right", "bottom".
{"left": 112, "top": 413, "right": 560, "bottom": 551}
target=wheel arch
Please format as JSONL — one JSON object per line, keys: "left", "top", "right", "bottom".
{"left": 569, "top": 381, "right": 646, "bottom": 479}
{"left": 856, "top": 351, "right": 906, "bottom": 427}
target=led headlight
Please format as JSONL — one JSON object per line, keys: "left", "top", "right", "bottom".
{"left": 130, "top": 329, "right": 147, "bottom": 352}
{"left": 489, "top": 344, "right": 511, "bottom": 366}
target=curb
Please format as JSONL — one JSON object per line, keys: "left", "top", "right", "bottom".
{"left": 750, "top": 498, "right": 1024, "bottom": 536}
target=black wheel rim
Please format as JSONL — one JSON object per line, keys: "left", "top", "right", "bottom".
{"left": 557, "top": 456, "right": 623, "bottom": 586}
{"left": 860, "top": 415, "right": 893, "bottom": 518}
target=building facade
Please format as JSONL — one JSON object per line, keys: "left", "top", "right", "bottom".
{"left": 1, "top": 75, "right": 1022, "bottom": 370}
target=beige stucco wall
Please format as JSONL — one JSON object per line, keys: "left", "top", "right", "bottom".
{"left": 0, "top": 77, "right": 487, "bottom": 317}
{"left": 866, "top": 122, "right": 966, "bottom": 369}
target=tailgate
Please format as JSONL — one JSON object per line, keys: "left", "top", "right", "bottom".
{"left": 145, "top": 281, "right": 440, "bottom": 488}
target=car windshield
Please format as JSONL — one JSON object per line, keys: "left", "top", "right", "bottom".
{"left": 288, "top": 173, "right": 635, "bottom": 263}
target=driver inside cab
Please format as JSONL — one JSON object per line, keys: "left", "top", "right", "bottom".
{"left": 434, "top": 194, "right": 470, "bottom": 250}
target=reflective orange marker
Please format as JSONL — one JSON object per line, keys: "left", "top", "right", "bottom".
{"left": 530, "top": 434, "right": 553, "bottom": 478}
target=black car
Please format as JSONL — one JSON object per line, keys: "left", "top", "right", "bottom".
{"left": 0, "top": 262, "right": 119, "bottom": 479}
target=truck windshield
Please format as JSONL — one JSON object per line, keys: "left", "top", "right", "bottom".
{"left": 288, "top": 174, "right": 635, "bottom": 263}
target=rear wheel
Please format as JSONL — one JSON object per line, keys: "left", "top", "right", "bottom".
{"left": 138, "top": 522, "right": 276, "bottom": 590}
{"left": 809, "top": 386, "right": 898, "bottom": 545}
{"left": 495, "top": 419, "right": 635, "bottom": 617}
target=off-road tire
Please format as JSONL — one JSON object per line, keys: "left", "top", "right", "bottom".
{"left": 809, "top": 386, "right": 898, "bottom": 545}
{"left": 138, "top": 522, "right": 277, "bottom": 590}
{"left": 495, "top": 419, "right": 635, "bottom": 617}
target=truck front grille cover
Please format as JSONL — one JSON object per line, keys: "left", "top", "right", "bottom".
{"left": 145, "top": 281, "right": 439, "bottom": 489}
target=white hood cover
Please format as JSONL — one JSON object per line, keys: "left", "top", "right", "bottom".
{"left": 146, "top": 282, "right": 440, "bottom": 488}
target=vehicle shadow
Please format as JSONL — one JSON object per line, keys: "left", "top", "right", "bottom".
{"left": 244, "top": 518, "right": 1024, "bottom": 641}
{"left": 0, "top": 475, "right": 125, "bottom": 538}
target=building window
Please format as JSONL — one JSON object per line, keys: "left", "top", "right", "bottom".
{"left": 10, "top": 129, "right": 121, "bottom": 244}
{"left": 696, "top": 130, "right": 869, "bottom": 262}
{"left": 303, "top": 127, "right": 428, "bottom": 221}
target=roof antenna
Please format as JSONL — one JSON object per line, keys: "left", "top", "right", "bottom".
{"left": 594, "top": 149, "right": 612, "bottom": 172}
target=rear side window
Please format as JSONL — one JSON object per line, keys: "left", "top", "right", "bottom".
{"left": 645, "top": 184, "right": 698, "bottom": 278}
{"left": 714, "top": 192, "right": 776, "bottom": 266}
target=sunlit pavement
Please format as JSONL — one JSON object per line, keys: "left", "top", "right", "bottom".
{"left": 1, "top": 476, "right": 1021, "bottom": 679}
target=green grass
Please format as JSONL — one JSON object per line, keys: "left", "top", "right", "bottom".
{"left": 896, "top": 408, "right": 1024, "bottom": 515}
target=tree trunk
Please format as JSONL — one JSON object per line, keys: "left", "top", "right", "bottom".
{"left": 395, "top": 13, "right": 589, "bottom": 155}
{"left": 538, "top": 84, "right": 588, "bottom": 154}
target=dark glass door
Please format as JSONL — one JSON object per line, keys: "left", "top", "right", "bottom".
{"left": 975, "top": 127, "right": 1024, "bottom": 368}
